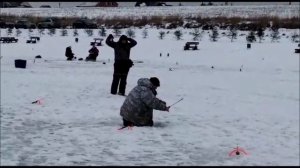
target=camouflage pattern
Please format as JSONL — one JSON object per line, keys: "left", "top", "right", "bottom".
{"left": 120, "top": 78, "right": 168, "bottom": 126}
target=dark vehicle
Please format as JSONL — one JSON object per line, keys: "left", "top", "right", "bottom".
{"left": 37, "top": 18, "right": 60, "bottom": 29}
{"left": 5, "top": 22, "right": 15, "bottom": 29}
{"left": 0, "top": 19, "right": 6, "bottom": 28}
{"left": 15, "top": 20, "right": 36, "bottom": 29}
{"left": 40, "top": 5, "right": 51, "bottom": 8}
{"left": 0, "top": 37, "right": 18, "bottom": 43}
{"left": 72, "top": 19, "right": 98, "bottom": 29}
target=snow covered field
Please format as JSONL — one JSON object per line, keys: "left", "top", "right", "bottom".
{"left": 1, "top": 5, "right": 299, "bottom": 19}
{"left": 0, "top": 28, "right": 299, "bottom": 166}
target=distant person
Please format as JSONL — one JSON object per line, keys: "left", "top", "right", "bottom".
{"left": 106, "top": 34, "right": 137, "bottom": 96}
{"left": 120, "top": 77, "right": 170, "bottom": 127}
{"left": 65, "top": 46, "right": 75, "bottom": 61}
{"left": 86, "top": 44, "right": 99, "bottom": 61}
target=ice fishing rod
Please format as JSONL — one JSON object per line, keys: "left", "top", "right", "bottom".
{"left": 169, "top": 98, "right": 184, "bottom": 108}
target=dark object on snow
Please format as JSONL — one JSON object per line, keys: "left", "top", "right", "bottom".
{"left": 78, "top": 58, "right": 83, "bottom": 61}
{"left": 167, "top": 53, "right": 170, "bottom": 57}
{"left": 65, "top": 46, "right": 75, "bottom": 61}
{"left": 160, "top": 53, "right": 162, "bottom": 57}
{"left": 15, "top": 59, "right": 26, "bottom": 68}
{"left": 0, "top": 37, "right": 18, "bottom": 43}
{"left": 103, "top": 62, "right": 106, "bottom": 64}
{"left": 295, "top": 49, "right": 300, "bottom": 53}
{"left": 75, "top": 38, "right": 78, "bottom": 43}
{"left": 26, "top": 37, "right": 40, "bottom": 44}
{"left": 106, "top": 34, "right": 137, "bottom": 95}
{"left": 35, "top": 55, "right": 42, "bottom": 59}
{"left": 298, "top": 43, "right": 300, "bottom": 47}
{"left": 247, "top": 43, "right": 251, "bottom": 49}
{"left": 211, "top": 66, "right": 214, "bottom": 69}
{"left": 184, "top": 42, "right": 199, "bottom": 50}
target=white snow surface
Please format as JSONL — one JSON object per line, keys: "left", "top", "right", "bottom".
{"left": 0, "top": 28, "right": 299, "bottom": 166}
{"left": 1, "top": 5, "right": 299, "bottom": 19}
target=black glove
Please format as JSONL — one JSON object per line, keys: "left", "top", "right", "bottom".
{"left": 108, "top": 34, "right": 113, "bottom": 38}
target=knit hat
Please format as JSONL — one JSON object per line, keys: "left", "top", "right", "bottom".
{"left": 150, "top": 77, "right": 160, "bottom": 87}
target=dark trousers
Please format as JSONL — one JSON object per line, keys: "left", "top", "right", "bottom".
{"left": 111, "top": 61, "right": 131, "bottom": 95}
{"left": 86, "top": 54, "right": 98, "bottom": 61}
{"left": 123, "top": 118, "right": 153, "bottom": 127}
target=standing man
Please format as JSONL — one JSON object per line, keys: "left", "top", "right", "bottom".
{"left": 106, "top": 34, "right": 137, "bottom": 96}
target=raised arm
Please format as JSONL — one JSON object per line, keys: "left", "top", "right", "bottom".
{"left": 105, "top": 34, "right": 116, "bottom": 48}
{"left": 140, "top": 89, "right": 168, "bottom": 111}
{"left": 127, "top": 38, "right": 137, "bottom": 48}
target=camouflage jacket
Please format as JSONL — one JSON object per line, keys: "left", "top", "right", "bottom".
{"left": 120, "top": 78, "right": 168, "bottom": 126}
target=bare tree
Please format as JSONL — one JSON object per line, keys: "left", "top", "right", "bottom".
{"left": 246, "top": 30, "right": 256, "bottom": 43}
{"left": 60, "top": 29, "right": 68, "bottom": 36}
{"left": 174, "top": 29, "right": 183, "bottom": 40}
{"left": 190, "top": 28, "right": 203, "bottom": 41}
{"left": 256, "top": 27, "right": 265, "bottom": 43}
{"left": 48, "top": 28, "right": 56, "bottom": 36}
{"left": 113, "top": 28, "right": 122, "bottom": 37}
{"left": 291, "top": 32, "right": 299, "bottom": 43}
{"left": 158, "top": 30, "right": 166, "bottom": 40}
{"left": 126, "top": 27, "right": 136, "bottom": 38}
{"left": 142, "top": 28, "right": 148, "bottom": 38}
{"left": 227, "top": 26, "right": 237, "bottom": 42}
{"left": 15, "top": 29, "right": 22, "bottom": 37}
{"left": 210, "top": 26, "right": 219, "bottom": 42}
{"left": 38, "top": 29, "right": 45, "bottom": 36}
{"left": 85, "top": 29, "right": 93, "bottom": 37}
{"left": 73, "top": 29, "right": 78, "bottom": 37}
{"left": 98, "top": 27, "right": 106, "bottom": 37}
{"left": 270, "top": 27, "right": 280, "bottom": 42}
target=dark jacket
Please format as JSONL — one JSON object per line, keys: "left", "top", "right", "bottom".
{"left": 105, "top": 35, "right": 137, "bottom": 61}
{"left": 120, "top": 78, "right": 168, "bottom": 126}
{"left": 65, "top": 47, "right": 74, "bottom": 58}
{"left": 89, "top": 46, "right": 99, "bottom": 56}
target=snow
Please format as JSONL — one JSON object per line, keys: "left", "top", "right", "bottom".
{"left": 1, "top": 5, "right": 299, "bottom": 19}
{"left": 0, "top": 28, "right": 299, "bottom": 166}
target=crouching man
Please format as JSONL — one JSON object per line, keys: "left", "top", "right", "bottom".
{"left": 120, "top": 77, "right": 170, "bottom": 127}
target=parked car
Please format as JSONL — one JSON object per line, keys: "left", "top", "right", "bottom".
{"left": 72, "top": 19, "right": 98, "bottom": 29}
{"left": 15, "top": 19, "right": 36, "bottom": 29}
{"left": 37, "top": 18, "right": 60, "bottom": 29}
